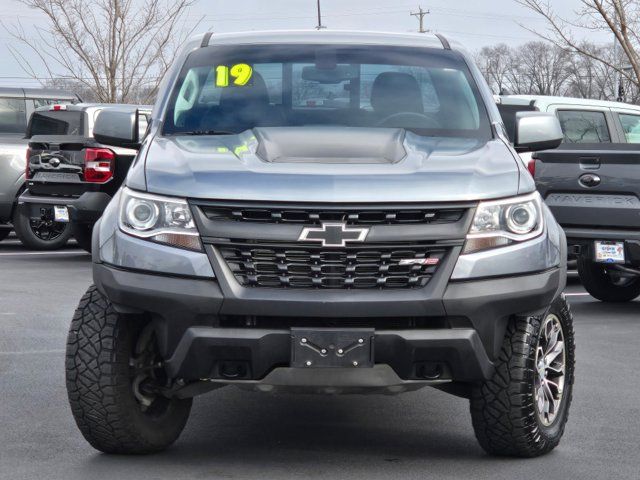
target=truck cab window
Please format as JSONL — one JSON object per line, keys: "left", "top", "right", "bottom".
{"left": 32, "top": 98, "right": 72, "bottom": 109}
{"left": 556, "top": 110, "right": 611, "bottom": 143}
{"left": 618, "top": 113, "right": 640, "bottom": 143}
{"left": 0, "top": 97, "right": 27, "bottom": 134}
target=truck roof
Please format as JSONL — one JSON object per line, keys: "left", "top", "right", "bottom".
{"left": 202, "top": 30, "right": 457, "bottom": 51}
{"left": 499, "top": 94, "right": 640, "bottom": 112}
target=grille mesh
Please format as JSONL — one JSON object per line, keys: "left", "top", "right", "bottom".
{"left": 218, "top": 243, "right": 447, "bottom": 289}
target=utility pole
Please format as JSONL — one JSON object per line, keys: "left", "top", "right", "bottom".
{"left": 614, "top": 8, "right": 623, "bottom": 101}
{"left": 410, "top": 6, "right": 429, "bottom": 33}
{"left": 316, "top": 0, "right": 326, "bottom": 30}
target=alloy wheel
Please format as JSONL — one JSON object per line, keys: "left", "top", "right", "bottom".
{"left": 29, "top": 218, "right": 67, "bottom": 241}
{"left": 534, "top": 313, "right": 566, "bottom": 427}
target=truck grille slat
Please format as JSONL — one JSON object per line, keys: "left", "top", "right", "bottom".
{"left": 219, "top": 243, "right": 446, "bottom": 290}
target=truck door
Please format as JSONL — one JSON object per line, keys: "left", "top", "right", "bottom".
{"left": 534, "top": 106, "right": 640, "bottom": 229}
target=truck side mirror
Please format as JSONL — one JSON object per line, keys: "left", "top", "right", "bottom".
{"left": 514, "top": 112, "right": 563, "bottom": 153}
{"left": 93, "top": 108, "right": 148, "bottom": 150}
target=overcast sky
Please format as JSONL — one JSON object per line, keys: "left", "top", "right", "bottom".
{"left": 0, "top": 0, "right": 614, "bottom": 87}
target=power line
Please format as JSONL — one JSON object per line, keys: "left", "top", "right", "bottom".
{"left": 4, "top": 4, "right": 546, "bottom": 25}
{"left": 410, "top": 6, "right": 430, "bottom": 33}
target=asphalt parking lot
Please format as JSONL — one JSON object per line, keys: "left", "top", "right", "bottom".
{"left": 1, "top": 236, "right": 639, "bottom": 480}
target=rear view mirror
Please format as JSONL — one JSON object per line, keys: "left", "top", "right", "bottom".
{"left": 93, "top": 108, "right": 148, "bottom": 149}
{"left": 301, "top": 65, "right": 358, "bottom": 84}
{"left": 514, "top": 112, "right": 563, "bottom": 153}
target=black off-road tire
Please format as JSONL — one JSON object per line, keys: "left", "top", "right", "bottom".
{"left": 577, "top": 257, "right": 640, "bottom": 302}
{"left": 72, "top": 224, "right": 93, "bottom": 253}
{"left": 65, "top": 285, "right": 192, "bottom": 454}
{"left": 12, "top": 207, "right": 71, "bottom": 250}
{"left": 470, "top": 296, "right": 575, "bottom": 457}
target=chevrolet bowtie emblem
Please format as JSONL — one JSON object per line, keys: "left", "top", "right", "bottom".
{"left": 298, "top": 222, "right": 369, "bottom": 247}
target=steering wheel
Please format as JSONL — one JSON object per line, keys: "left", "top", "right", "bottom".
{"left": 376, "top": 112, "right": 441, "bottom": 129}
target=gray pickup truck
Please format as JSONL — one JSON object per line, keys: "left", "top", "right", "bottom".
{"left": 500, "top": 95, "right": 640, "bottom": 302}
{"left": 0, "top": 87, "right": 78, "bottom": 243}
{"left": 65, "top": 31, "right": 574, "bottom": 458}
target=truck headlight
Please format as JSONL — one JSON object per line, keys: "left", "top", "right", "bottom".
{"left": 463, "top": 192, "right": 543, "bottom": 254}
{"left": 119, "top": 187, "right": 202, "bottom": 251}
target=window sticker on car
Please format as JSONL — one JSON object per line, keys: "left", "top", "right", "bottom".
{"left": 215, "top": 63, "right": 253, "bottom": 87}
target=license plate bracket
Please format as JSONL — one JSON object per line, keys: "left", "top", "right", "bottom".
{"left": 291, "top": 328, "right": 374, "bottom": 368}
{"left": 594, "top": 240, "right": 625, "bottom": 263}
{"left": 54, "top": 205, "right": 69, "bottom": 223}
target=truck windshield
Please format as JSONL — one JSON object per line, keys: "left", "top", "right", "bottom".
{"left": 163, "top": 44, "right": 492, "bottom": 140}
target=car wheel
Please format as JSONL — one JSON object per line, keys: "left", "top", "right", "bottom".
{"left": 470, "top": 295, "right": 575, "bottom": 457}
{"left": 577, "top": 257, "right": 640, "bottom": 302}
{"left": 66, "top": 285, "right": 192, "bottom": 454}
{"left": 12, "top": 206, "right": 71, "bottom": 250}
{"left": 0, "top": 228, "right": 10, "bottom": 242}
{"left": 72, "top": 224, "right": 93, "bottom": 253}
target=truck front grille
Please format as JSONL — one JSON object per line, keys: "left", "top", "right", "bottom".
{"left": 217, "top": 242, "right": 447, "bottom": 289}
{"left": 201, "top": 205, "right": 465, "bottom": 225}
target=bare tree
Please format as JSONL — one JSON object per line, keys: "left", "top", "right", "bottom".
{"left": 4, "top": 0, "right": 201, "bottom": 104}
{"left": 44, "top": 78, "right": 99, "bottom": 102}
{"left": 475, "top": 38, "right": 640, "bottom": 101}
{"left": 517, "top": 0, "right": 640, "bottom": 90}
{"left": 563, "top": 41, "right": 619, "bottom": 99}
{"left": 518, "top": 41, "right": 572, "bottom": 95}
{"left": 477, "top": 41, "right": 571, "bottom": 95}
{"left": 476, "top": 44, "right": 513, "bottom": 94}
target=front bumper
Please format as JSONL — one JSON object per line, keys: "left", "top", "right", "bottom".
{"left": 18, "top": 190, "right": 111, "bottom": 224}
{"left": 94, "top": 262, "right": 563, "bottom": 386}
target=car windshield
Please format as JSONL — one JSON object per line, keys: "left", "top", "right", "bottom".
{"left": 163, "top": 44, "right": 492, "bottom": 140}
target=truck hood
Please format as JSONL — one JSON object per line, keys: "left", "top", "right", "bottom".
{"left": 141, "top": 127, "right": 522, "bottom": 203}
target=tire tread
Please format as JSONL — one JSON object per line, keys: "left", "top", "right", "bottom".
{"left": 66, "top": 285, "right": 188, "bottom": 454}
{"left": 470, "top": 296, "right": 575, "bottom": 457}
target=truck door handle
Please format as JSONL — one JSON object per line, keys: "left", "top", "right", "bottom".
{"left": 579, "top": 157, "right": 600, "bottom": 170}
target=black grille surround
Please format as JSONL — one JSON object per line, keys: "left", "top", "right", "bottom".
{"left": 217, "top": 241, "right": 448, "bottom": 290}
{"left": 193, "top": 201, "right": 472, "bottom": 291}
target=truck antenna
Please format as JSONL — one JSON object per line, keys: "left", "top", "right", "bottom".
{"left": 316, "top": 0, "right": 327, "bottom": 30}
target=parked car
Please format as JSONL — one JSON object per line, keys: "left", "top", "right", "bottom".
{"left": 0, "top": 87, "right": 78, "bottom": 243}
{"left": 66, "top": 30, "right": 574, "bottom": 457}
{"left": 16, "top": 103, "right": 149, "bottom": 251}
{"left": 499, "top": 95, "right": 640, "bottom": 302}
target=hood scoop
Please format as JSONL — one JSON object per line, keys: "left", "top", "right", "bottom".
{"left": 254, "top": 127, "right": 406, "bottom": 164}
